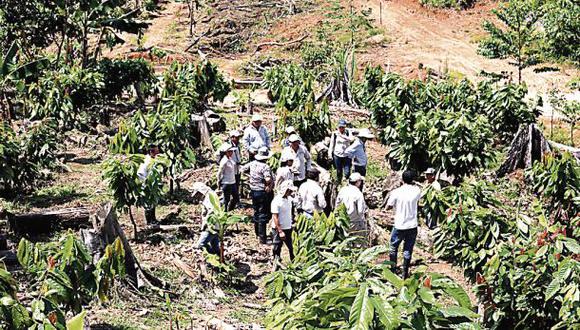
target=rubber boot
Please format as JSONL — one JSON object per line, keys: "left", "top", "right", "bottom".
{"left": 389, "top": 254, "right": 398, "bottom": 274}
{"left": 258, "top": 222, "right": 267, "bottom": 244}
{"left": 402, "top": 258, "right": 411, "bottom": 279}
{"left": 144, "top": 208, "right": 156, "bottom": 225}
{"left": 254, "top": 222, "right": 259, "bottom": 237}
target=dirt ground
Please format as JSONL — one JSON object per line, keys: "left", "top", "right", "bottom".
{"left": 4, "top": 0, "right": 578, "bottom": 328}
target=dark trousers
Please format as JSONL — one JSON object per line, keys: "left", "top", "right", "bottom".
{"left": 222, "top": 183, "right": 239, "bottom": 211}
{"left": 272, "top": 228, "right": 294, "bottom": 263}
{"left": 251, "top": 190, "right": 272, "bottom": 242}
{"left": 333, "top": 156, "right": 352, "bottom": 183}
{"left": 144, "top": 207, "right": 156, "bottom": 224}
{"left": 197, "top": 231, "right": 220, "bottom": 255}
{"left": 389, "top": 227, "right": 418, "bottom": 263}
{"left": 353, "top": 165, "right": 367, "bottom": 177}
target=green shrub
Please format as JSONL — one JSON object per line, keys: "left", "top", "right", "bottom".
{"left": 96, "top": 58, "right": 156, "bottom": 100}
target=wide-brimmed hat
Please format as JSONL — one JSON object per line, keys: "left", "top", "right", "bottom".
{"left": 338, "top": 119, "right": 348, "bottom": 127}
{"left": 229, "top": 130, "right": 242, "bottom": 137}
{"left": 285, "top": 126, "right": 296, "bottom": 134}
{"left": 255, "top": 146, "right": 272, "bottom": 160}
{"left": 349, "top": 172, "right": 365, "bottom": 183}
{"left": 251, "top": 114, "right": 263, "bottom": 122}
{"left": 424, "top": 168, "right": 436, "bottom": 175}
{"left": 357, "top": 128, "right": 375, "bottom": 139}
{"left": 278, "top": 180, "right": 297, "bottom": 195}
{"left": 280, "top": 153, "right": 294, "bottom": 162}
{"left": 288, "top": 134, "right": 301, "bottom": 143}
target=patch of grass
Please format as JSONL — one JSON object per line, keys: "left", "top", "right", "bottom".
{"left": 25, "top": 184, "right": 89, "bottom": 208}
{"left": 228, "top": 306, "right": 263, "bottom": 324}
{"left": 366, "top": 160, "right": 390, "bottom": 180}
{"left": 539, "top": 118, "right": 580, "bottom": 147}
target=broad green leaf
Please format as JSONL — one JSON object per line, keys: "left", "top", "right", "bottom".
{"left": 66, "top": 311, "right": 86, "bottom": 330}
{"left": 371, "top": 296, "right": 399, "bottom": 329}
{"left": 349, "top": 284, "right": 374, "bottom": 330}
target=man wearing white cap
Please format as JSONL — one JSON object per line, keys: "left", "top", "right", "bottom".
{"left": 297, "top": 169, "right": 326, "bottom": 218}
{"left": 217, "top": 144, "right": 239, "bottom": 211}
{"left": 328, "top": 119, "right": 354, "bottom": 183}
{"left": 275, "top": 153, "right": 295, "bottom": 192}
{"left": 345, "top": 128, "right": 375, "bottom": 177}
{"left": 242, "top": 114, "right": 271, "bottom": 160}
{"left": 281, "top": 134, "right": 312, "bottom": 187}
{"left": 191, "top": 182, "right": 220, "bottom": 255}
{"left": 241, "top": 146, "right": 274, "bottom": 243}
{"left": 281, "top": 126, "right": 297, "bottom": 148}
{"left": 422, "top": 168, "right": 440, "bottom": 230}
{"left": 271, "top": 180, "right": 297, "bottom": 268}
{"left": 335, "top": 172, "right": 367, "bottom": 232}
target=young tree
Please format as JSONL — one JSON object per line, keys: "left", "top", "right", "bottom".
{"left": 478, "top": 0, "right": 543, "bottom": 84}
{"left": 551, "top": 92, "right": 580, "bottom": 147}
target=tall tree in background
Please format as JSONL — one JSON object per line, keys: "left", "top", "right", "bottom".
{"left": 478, "top": 0, "right": 543, "bottom": 84}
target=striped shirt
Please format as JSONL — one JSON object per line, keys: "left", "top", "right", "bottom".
{"left": 241, "top": 160, "right": 273, "bottom": 191}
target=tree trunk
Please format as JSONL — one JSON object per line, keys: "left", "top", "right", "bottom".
{"left": 90, "top": 203, "right": 164, "bottom": 288}
{"left": 128, "top": 206, "right": 138, "bottom": 239}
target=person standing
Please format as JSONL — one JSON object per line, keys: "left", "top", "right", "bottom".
{"left": 345, "top": 128, "right": 374, "bottom": 177}
{"left": 271, "top": 180, "right": 297, "bottom": 269}
{"left": 242, "top": 114, "right": 271, "bottom": 160}
{"left": 335, "top": 172, "right": 367, "bottom": 233}
{"left": 137, "top": 144, "right": 160, "bottom": 224}
{"left": 328, "top": 119, "right": 354, "bottom": 183}
{"left": 241, "top": 147, "right": 274, "bottom": 244}
{"left": 281, "top": 134, "right": 311, "bottom": 187}
{"left": 281, "top": 126, "right": 297, "bottom": 148}
{"left": 297, "top": 169, "right": 326, "bottom": 218}
{"left": 191, "top": 182, "right": 220, "bottom": 256}
{"left": 275, "top": 154, "right": 295, "bottom": 192}
{"left": 385, "top": 170, "right": 422, "bottom": 279}
{"left": 217, "top": 144, "right": 239, "bottom": 211}
{"left": 422, "top": 167, "right": 441, "bottom": 230}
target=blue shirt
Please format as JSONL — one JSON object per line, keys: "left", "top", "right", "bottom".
{"left": 243, "top": 125, "right": 271, "bottom": 153}
{"left": 345, "top": 138, "right": 367, "bottom": 166}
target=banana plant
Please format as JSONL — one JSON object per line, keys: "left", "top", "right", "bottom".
{"left": 205, "top": 193, "right": 248, "bottom": 263}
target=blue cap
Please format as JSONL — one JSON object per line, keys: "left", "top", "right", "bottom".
{"left": 338, "top": 119, "right": 347, "bottom": 127}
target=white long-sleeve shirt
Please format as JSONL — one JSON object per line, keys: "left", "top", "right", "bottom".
{"left": 345, "top": 138, "right": 368, "bottom": 166}
{"left": 242, "top": 125, "right": 271, "bottom": 153}
{"left": 217, "top": 156, "right": 236, "bottom": 185}
{"left": 275, "top": 166, "right": 294, "bottom": 192}
{"left": 335, "top": 184, "right": 367, "bottom": 223}
{"left": 281, "top": 145, "right": 312, "bottom": 181}
{"left": 137, "top": 155, "right": 153, "bottom": 181}
{"left": 328, "top": 130, "right": 353, "bottom": 158}
{"left": 298, "top": 179, "right": 326, "bottom": 214}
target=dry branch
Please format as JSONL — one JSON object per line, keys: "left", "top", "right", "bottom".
{"left": 253, "top": 34, "right": 309, "bottom": 54}
{"left": 8, "top": 207, "right": 92, "bottom": 234}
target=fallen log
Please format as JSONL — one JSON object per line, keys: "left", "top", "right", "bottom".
{"left": 172, "top": 255, "right": 197, "bottom": 280}
{"left": 232, "top": 79, "right": 263, "bottom": 89}
{"left": 7, "top": 207, "right": 92, "bottom": 234}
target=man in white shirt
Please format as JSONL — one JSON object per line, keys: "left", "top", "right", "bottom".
{"left": 217, "top": 144, "right": 239, "bottom": 211}
{"left": 242, "top": 114, "right": 271, "bottom": 160}
{"left": 281, "top": 126, "right": 297, "bottom": 148}
{"left": 385, "top": 170, "right": 421, "bottom": 279}
{"left": 335, "top": 172, "right": 367, "bottom": 232}
{"left": 191, "top": 182, "right": 220, "bottom": 256}
{"left": 275, "top": 153, "right": 294, "bottom": 192}
{"left": 271, "top": 180, "right": 297, "bottom": 269}
{"left": 328, "top": 119, "right": 353, "bottom": 183}
{"left": 281, "top": 134, "right": 311, "bottom": 187}
{"left": 345, "top": 128, "right": 374, "bottom": 177}
{"left": 137, "top": 144, "right": 160, "bottom": 224}
{"left": 422, "top": 167, "right": 441, "bottom": 229}
{"left": 297, "top": 169, "right": 326, "bottom": 218}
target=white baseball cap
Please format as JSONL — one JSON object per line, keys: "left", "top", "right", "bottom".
{"left": 251, "top": 114, "right": 263, "bottom": 122}
{"left": 229, "top": 130, "right": 241, "bottom": 137}
{"left": 288, "top": 134, "right": 301, "bottom": 143}
{"left": 357, "top": 128, "right": 375, "bottom": 139}
{"left": 285, "top": 126, "right": 296, "bottom": 134}
{"left": 349, "top": 172, "right": 365, "bottom": 183}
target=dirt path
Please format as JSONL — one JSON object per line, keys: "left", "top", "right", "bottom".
{"left": 355, "top": 0, "right": 577, "bottom": 103}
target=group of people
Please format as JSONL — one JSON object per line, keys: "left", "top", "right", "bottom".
{"left": 189, "top": 114, "right": 432, "bottom": 277}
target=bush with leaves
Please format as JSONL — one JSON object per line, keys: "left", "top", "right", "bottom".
{"left": 96, "top": 57, "right": 157, "bottom": 100}
{"left": 109, "top": 109, "right": 197, "bottom": 193}
{"left": 160, "top": 60, "right": 230, "bottom": 112}
{"left": 527, "top": 152, "right": 580, "bottom": 220}
{"left": 263, "top": 64, "right": 331, "bottom": 145}
{"left": 432, "top": 179, "right": 518, "bottom": 277}
{"left": 1, "top": 233, "right": 125, "bottom": 329}
{"left": 541, "top": 0, "right": 580, "bottom": 64}
{"left": 0, "top": 120, "right": 60, "bottom": 195}
{"left": 205, "top": 193, "right": 248, "bottom": 263}
{"left": 26, "top": 65, "right": 105, "bottom": 129}
{"left": 264, "top": 206, "right": 479, "bottom": 329}
{"left": 102, "top": 154, "right": 168, "bottom": 237}
{"left": 477, "top": 212, "right": 580, "bottom": 329}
